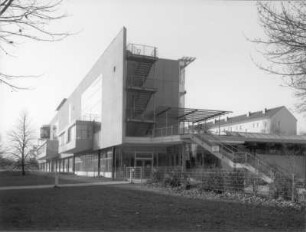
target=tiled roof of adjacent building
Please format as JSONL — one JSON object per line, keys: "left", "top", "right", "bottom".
{"left": 208, "top": 106, "right": 285, "bottom": 127}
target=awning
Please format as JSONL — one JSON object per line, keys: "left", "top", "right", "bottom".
{"left": 155, "top": 106, "right": 231, "bottom": 123}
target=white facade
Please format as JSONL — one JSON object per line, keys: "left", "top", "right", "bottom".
{"left": 209, "top": 107, "right": 297, "bottom": 135}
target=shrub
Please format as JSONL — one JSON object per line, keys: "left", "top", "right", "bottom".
{"left": 150, "top": 168, "right": 164, "bottom": 183}
{"left": 163, "top": 170, "right": 182, "bottom": 187}
{"left": 224, "top": 170, "right": 245, "bottom": 192}
{"left": 201, "top": 170, "right": 224, "bottom": 193}
{"left": 270, "top": 175, "right": 297, "bottom": 201}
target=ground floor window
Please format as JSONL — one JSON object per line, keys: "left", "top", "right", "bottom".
{"left": 75, "top": 153, "right": 99, "bottom": 177}
{"left": 100, "top": 149, "right": 113, "bottom": 178}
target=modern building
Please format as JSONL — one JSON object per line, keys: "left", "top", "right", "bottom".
{"left": 207, "top": 106, "right": 297, "bottom": 136}
{"left": 37, "top": 27, "right": 306, "bottom": 182}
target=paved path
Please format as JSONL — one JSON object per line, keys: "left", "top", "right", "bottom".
{"left": 0, "top": 181, "right": 130, "bottom": 191}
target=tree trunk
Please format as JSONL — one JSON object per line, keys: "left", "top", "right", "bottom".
{"left": 21, "top": 152, "right": 25, "bottom": 176}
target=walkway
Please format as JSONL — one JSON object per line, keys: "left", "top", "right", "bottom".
{"left": 0, "top": 180, "right": 129, "bottom": 191}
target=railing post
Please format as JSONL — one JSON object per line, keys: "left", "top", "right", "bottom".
{"left": 292, "top": 174, "right": 295, "bottom": 202}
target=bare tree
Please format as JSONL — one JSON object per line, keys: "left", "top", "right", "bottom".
{"left": 8, "top": 111, "right": 36, "bottom": 175}
{"left": 0, "top": 0, "right": 68, "bottom": 90}
{"left": 252, "top": 2, "right": 306, "bottom": 112}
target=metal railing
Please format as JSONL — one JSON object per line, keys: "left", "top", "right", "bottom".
{"left": 126, "top": 108, "right": 154, "bottom": 122}
{"left": 127, "top": 43, "right": 157, "bottom": 58}
{"left": 194, "top": 133, "right": 288, "bottom": 181}
{"left": 125, "top": 167, "right": 152, "bottom": 183}
{"left": 127, "top": 76, "right": 157, "bottom": 89}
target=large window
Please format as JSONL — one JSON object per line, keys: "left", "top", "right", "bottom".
{"left": 74, "top": 153, "right": 99, "bottom": 177}
{"left": 81, "top": 74, "right": 102, "bottom": 122}
{"left": 100, "top": 149, "right": 113, "bottom": 177}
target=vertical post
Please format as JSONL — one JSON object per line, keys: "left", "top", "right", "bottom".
{"left": 98, "top": 151, "right": 101, "bottom": 177}
{"left": 141, "top": 166, "right": 143, "bottom": 184}
{"left": 218, "top": 115, "right": 221, "bottom": 136}
{"left": 292, "top": 174, "right": 295, "bottom": 202}
{"left": 73, "top": 156, "right": 75, "bottom": 174}
{"left": 54, "top": 161, "right": 59, "bottom": 187}
{"left": 130, "top": 168, "right": 133, "bottom": 183}
{"left": 112, "top": 147, "right": 116, "bottom": 180}
{"left": 182, "top": 143, "right": 186, "bottom": 172}
{"left": 165, "top": 111, "right": 168, "bottom": 136}
{"left": 152, "top": 62, "right": 156, "bottom": 138}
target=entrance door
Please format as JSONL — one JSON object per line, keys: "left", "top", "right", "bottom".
{"left": 135, "top": 159, "right": 152, "bottom": 179}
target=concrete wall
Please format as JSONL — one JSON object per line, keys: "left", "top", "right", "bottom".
{"left": 100, "top": 28, "right": 125, "bottom": 148}
{"left": 146, "top": 59, "right": 180, "bottom": 128}
{"left": 271, "top": 107, "right": 297, "bottom": 135}
{"left": 54, "top": 28, "right": 126, "bottom": 150}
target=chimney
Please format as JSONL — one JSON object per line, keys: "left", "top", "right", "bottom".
{"left": 246, "top": 112, "right": 251, "bottom": 117}
{"left": 262, "top": 108, "right": 267, "bottom": 114}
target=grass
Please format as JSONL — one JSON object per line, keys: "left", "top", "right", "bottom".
{"left": 0, "top": 185, "right": 304, "bottom": 231}
{"left": 0, "top": 170, "right": 109, "bottom": 187}
{"left": 0, "top": 171, "right": 304, "bottom": 231}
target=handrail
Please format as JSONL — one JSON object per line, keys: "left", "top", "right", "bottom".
{"left": 127, "top": 43, "right": 158, "bottom": 58}
{"left": 195, "top": 132, "right": 288, "bottom": 180}
{"left": 127, "top": 76, "right": 157, "bottom": 89}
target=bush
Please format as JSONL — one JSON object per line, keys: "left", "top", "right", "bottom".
{"left": 201, "top": 170, "right": 224, "bottom": 193}
{"left": 270, "top": 175, "right": 297, "bottom": 201}
{"left": 224, "top": 170, "right": 245, "bottom": 192}
{"left": 149, "top": 168, "right": 164, "bottom": 183}
{"left": 163, "top": 170, "right": 182, "bottom": 187}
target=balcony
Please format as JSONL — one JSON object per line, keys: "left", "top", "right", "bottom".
{"left": 37, "top": 140, "right": 59, "bottom": 161}
{"left": 126, "top": 43, "right": 158, "bottom": 61}
{"left": 58, "top": 120, "right": 95, "bottom": 154}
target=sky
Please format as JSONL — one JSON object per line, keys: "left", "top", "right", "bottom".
{"left": 1, "top": 0, "right": 305, "bottom": 144}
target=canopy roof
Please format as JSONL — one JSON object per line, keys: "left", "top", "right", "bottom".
{"left": 155, "top": 106, "right": 230, "bottom": 123}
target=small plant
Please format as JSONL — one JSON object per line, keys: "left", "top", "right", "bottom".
{"left": 149, "top": 168, "right": 164, "bottom": 183}
{"left": 270, "top": 174, "right": 297, "bottom": 201}
{"left": 224, "top": 170, "right": 245, "bottom": 192}
{"left": 201, "top": 170, "right": 224, "bottom": 193}
{"left": 163, "top": 170, "right": 182, "bottom": 187}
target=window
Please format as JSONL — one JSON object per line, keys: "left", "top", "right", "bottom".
{"left": 59, "top": 132, "right": 65, "bottom": 146}
{"left": 81, "top": 74, "right": 102, "bottom": 122}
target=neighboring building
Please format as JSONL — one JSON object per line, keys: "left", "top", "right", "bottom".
{"left": 37, "top": 27, "right": 306, "bottom": 182}
{"left": 207, "top": 106, "right": 297, "bottom": 136}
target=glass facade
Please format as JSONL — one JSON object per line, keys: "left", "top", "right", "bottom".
{"left": 100, "top": 149, "right": 113, "bottom": 177}
{"left": 74, "top": 153, "right": 99, "bottom": 177}
{"left": 81, "top": 74, "right": 102, "bottom": 122}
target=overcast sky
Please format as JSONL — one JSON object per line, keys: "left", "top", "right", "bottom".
{"left": 1, "top": 0, "right": 305, "bottom": 143}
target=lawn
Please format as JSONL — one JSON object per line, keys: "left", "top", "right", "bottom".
{"left": 0, "top": 171, "right": 108, "bottom": 187}
{"left": 0, "top": 183, "right": 305, "bottom": 231}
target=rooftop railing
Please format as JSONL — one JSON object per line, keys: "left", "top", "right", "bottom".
{"left": 127, "top": 43, "right": 157, "bottom": 58}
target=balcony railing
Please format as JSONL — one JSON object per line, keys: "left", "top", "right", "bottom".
{"left": 126, "top": 108, "right": 154, "bottom": 122}
{"left": 127, "top": 76, "right": 157, "bottom": 90}
{"left": 127, "top": 43, "right": 157, "bottom": 58}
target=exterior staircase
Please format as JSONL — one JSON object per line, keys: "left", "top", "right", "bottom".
{"left": 126, "top": 44, "right": 158, "bottom": 136}
{"left": 189, "top": 133, "right": 288, "bottom": 183}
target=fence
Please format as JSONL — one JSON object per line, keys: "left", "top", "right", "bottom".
{"left": 146, "top": 167, "right": 306, "bottom": 203}
{"left": 126, "top": 43, "right": 157, "bottom": 58}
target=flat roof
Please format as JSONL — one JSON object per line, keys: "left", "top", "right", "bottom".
{"left": 219, "top": 131, "right": 306, "bottom": 145}
{"left": 155, "top": 106, "right": 231, "bottom": 123}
